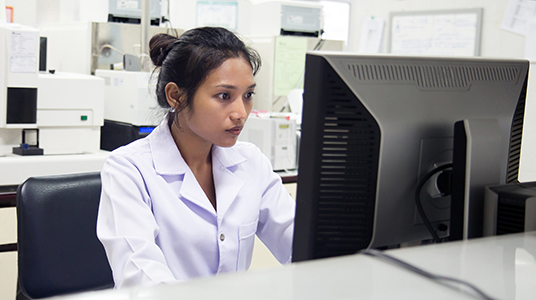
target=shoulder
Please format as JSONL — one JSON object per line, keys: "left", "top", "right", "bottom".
{"left": 212, "top": 141, "right": 271, "bottom": 171}
{"left": 232, "top": 142, "right": 274, "bottom": 174}
{"left": 232, "top": 141, "right": 263, "bottom": 156}
{"left": 102, "top": 137, "right": 153, "bottom": 173}
{"left": 109, "top": 137, "right": 151, "bottom": 159}
{"left": 229, "top": 141, "right": 269, "bottom": 166}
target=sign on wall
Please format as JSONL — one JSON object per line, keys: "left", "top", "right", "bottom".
{"left": 389, "top": 8, "right": 483, "bottom": 56}
{"left": 196, "top": 1, "right": 238, "bottom": 31}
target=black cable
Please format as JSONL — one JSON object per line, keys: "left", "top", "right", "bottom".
{"left": 163, "top": 2, "right": 179, "bottom": 37}
{"left": 162, "top": 19, "right": 179, "bottom": 37}
{"left": 312, "top": 38, "right": 325, "bottom": 51}
{"left": 415, "top": 163, "right": 453, "bottom": 243}
{"left": 359, "top": 249, "right": 498, "bottom": 300}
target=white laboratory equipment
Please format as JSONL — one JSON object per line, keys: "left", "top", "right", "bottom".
{"left": 239, "top": 113, "right": 297, "bottom": 171}
{"left": 0, "top": 24, "right": 40, "bottom": 155}
{"left": 108, "top": 0, "right": 161, "bottom": 25}
{"left": 39, "top": 21, "right": 182, "bottom": 151}
{"left": 39, "top": 22, "right": 183, "bottom": 75}
{"left": 95, "top": 69, "right": 162, "bottom": 151}
{"left": 0, "top": 23, "right": 105, "bottom": 156}
{"left": 240, "top": 1, "right": 324, "bottom": 37}
{"left": 36, "top": 72, "right": 104, "bottom": 155}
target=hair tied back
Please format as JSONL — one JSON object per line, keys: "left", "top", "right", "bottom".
{"left": 149, "top": 33, "right": 180, "bottom": 67}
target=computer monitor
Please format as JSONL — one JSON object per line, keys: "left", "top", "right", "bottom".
{"left": 292, "top": 52, "right": 529, "bottom": 262}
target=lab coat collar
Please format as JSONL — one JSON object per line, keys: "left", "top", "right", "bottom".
{"left": 149, "top": 118, "right": 247, "bottom": 175}
{"left": 149, "top": 118, "right": 188, "bottom": 176}
{"left": 212, "top": 145, "right": 246, "bottom": 220}
{"left": 148, "top": 118, "right": 246, "bottom": 218}
{"left": 211, "top": 144, "right": 247, "bottom": 169}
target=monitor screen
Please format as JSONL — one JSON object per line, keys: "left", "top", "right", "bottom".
{"left": 292, "top": 52, "right": 529, "bottom": 262}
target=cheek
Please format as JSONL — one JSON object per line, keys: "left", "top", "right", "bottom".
{"left": 245, "top": 101, "right": 253, "bottom": 114}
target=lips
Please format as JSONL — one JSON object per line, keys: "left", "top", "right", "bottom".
{"left": 226, "top": 126, "right": 243, "bottom": 136}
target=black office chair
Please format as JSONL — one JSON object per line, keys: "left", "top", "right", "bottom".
{"left": 16, "top": 172, "right": 114, "bottom": 299}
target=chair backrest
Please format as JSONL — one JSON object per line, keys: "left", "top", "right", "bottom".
{"left": 17, "top": 172, "right": 114, "bottom": 299}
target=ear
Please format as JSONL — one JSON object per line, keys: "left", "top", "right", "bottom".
{"left": 165, "top": 82, "right": 182, "bottom": 109}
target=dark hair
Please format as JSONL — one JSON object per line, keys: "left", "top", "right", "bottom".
{"left": 149, "top": 27, "right": 261, "bottom": 122}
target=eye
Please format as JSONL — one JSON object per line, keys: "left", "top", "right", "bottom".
{"left": 245, "top": 91, "right": 255, "bottom": 99}
{"left": 217, "top": 93, "right": 230, "bottom": 100}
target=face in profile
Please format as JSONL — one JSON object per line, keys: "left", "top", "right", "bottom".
{"left": 180, "top": 57, "right": 256, "bottom": 148}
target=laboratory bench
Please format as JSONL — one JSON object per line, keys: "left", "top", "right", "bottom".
{"left": 0, "top": 186, "right": 17, "bottom": 208}
{"left": 49, "top": 231, "right": 536, "bottom": 300}
{"left": 0, "top": 187, "right": 17, "bottom": 253}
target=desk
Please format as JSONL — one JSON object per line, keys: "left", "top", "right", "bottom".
{"left": 0, "top": 151, "right": 110, "bottom": 186}
{"left": 276, "top": 169, "right": 298, "bottom": 184}
{"left": 50, "top": 231, "right": 536, "bottom": 300}
{"left": 0, "top": 188, "right": 16, "bottom": 252}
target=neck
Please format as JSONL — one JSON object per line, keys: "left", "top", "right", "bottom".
{"left": 169, "top": 116, "right": 217, "bottom": 210}
{"left": 169, "top": 118, "right": 213, "bottom": 170}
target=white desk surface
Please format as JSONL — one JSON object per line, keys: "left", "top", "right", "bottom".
{"left": 51, "top": 231, "right": 536, "bottom": 300}
{"left": 0, "top": 151, "right": 109, "bottom": 186}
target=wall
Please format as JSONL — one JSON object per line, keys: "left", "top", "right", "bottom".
{"left": 5, "top": 0, "right": 36, "bottom": 27}
{"left": 348, "top": 0, "right": 526, "bottom": 59}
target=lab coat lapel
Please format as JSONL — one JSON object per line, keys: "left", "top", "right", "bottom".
{"left": 150, "top": 119, "right": 216, "bottom": 214}
{"left": 179, "top": 168, "right": 217, "bottom": 214}
{"left": 212, "top": 146, "right": 246, "bottom": 219}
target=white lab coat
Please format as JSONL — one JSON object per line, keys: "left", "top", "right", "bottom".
{"left": 97, "top": 119, "right": 295, "bottom": 288}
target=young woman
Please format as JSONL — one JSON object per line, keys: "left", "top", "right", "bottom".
{"left": 96, "top": 27, "right": 295, "bottom": 288}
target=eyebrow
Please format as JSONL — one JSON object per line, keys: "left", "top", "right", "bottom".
{"left": 216, "top": 83, "right": 257, "bottom": 90}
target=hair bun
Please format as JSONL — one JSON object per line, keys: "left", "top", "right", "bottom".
{"left": 149, "top": 33, "right": 179, "bottom": 67}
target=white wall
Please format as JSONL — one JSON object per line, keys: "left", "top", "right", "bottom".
{"left": 5, "top": 0, "right": 36, "bottom": 27}
{"left": 348, "top": 0, "right": 526, "bottom": 58}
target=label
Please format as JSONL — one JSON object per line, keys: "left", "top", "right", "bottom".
{"left": 10, "top": 31, "right": 38, "bottom": 73}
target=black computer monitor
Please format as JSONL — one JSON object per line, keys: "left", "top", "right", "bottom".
{"left": 292, "top": 52, "right": 529, "bottom": 262}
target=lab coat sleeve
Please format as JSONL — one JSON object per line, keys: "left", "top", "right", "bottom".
{"left": 255, "top": 157, "right": 296, "bottom": 264}
{"left": 97, "top": 153, "right": 178, "bottom": 288}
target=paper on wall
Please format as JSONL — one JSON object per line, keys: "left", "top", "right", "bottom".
{"left": 196, "top": 1, "right": 238, "bottom": 31}
{"left": 501, "top": 0, "right": 536, "bottom": 36}
{"left": 390, "top": 12, "right": 479, "bottom": 56}
{"left": 358, "top": 16, "right": 384, "bottom": 54}
{"left": 526, "top": 17, "right": 536, "bottom": 61}
{"left": 273, "top": 36, "right": 307, "bottom": 97}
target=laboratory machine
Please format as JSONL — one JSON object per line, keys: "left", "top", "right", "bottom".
{"left": 239, "top": 112, "right": 297, "bottom": 171}
{"left": 0, "top": 23, "right": 105, "bottom": 156}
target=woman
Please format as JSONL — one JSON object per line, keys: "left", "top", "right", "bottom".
{"left": 96, "top": 27, "right": 295, "bottom": 288}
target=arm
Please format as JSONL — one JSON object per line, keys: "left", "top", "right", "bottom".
{"left": 255, "top": 161, "right": 296, "bottom": 264}
{"left": 97, "top": 154, "right": 178, "bottom": 288}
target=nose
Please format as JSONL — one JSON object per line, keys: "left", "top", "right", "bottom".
{"left": 230, "top": 100, "right": 248, "bottom": 121}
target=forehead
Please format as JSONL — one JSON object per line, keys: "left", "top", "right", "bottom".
{"left": 203, "top": 57, "right": 255, "bottom": 86}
